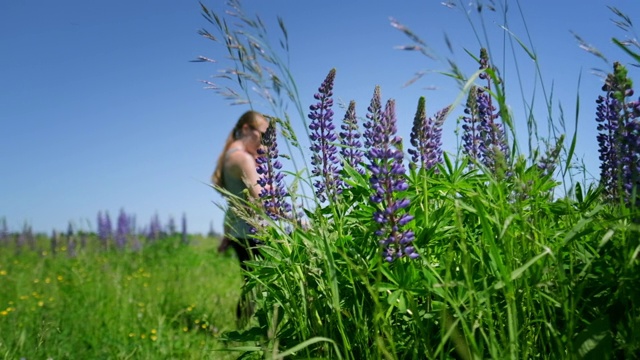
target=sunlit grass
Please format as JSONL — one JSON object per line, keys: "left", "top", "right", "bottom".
{"left": 0, "top": 235, "right": 247, "bottom": 359}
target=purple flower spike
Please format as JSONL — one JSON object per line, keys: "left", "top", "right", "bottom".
{"left": 148, "top": 213, "right": 162, "bottom": 242}
{"left": 181, "top": 213, "right": 188, "bottom": 244}
{"left": 596, "top": 61, "right": 640, "bottom": 203}
{"left": 339, "top": 100, "right": 364, "bottom": 175}
{"left": 115, "top": 208, "right": 129, "bottom": 249}
{"left": 257, "top": 117, "right": 292, "bottom": 220}
{"left": 97, "top": 211, "right": 113, "bottom": 245}
{"left": 462, "top": 49, "right": 510, "bottom": 176}
{"left": 367, "top": 98, "right": 417, "bottom": 262}
{"left": 308, "top": 68, "right": 343, "bottom": 202}
{"left": 408, "top": 96, "right": 449, "bottom": 171}
{"left": 363, "top": 85, "right": 383, "bottom": 152}
{"left": 461, "top": 87, "right": 482, "bottom": 165}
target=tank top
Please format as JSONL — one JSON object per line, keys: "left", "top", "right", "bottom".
{"left": 223, "top": 147, "right": 253, "bottom": 239}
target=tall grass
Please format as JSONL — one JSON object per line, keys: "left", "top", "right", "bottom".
{"left": 197, "top": 1, "right": 640, "bottom": 359}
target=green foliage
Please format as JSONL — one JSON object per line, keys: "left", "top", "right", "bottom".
{"left": 0, "top": 235, "right": 244, "bottom": 359}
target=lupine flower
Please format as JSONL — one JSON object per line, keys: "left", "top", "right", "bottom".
{"left": 477, "top": 86, "right": 509, "bottom": 173}
{"left": 461, "top": 87, "right": 482, "bottom": 164}
{"left": 536, "top": 135, "right": 565, "bottom": 178}
{"left": 620, "top": 119, "right": 640, "bottom": 205}
{"left": 367, "top": 98, "right": 417, "bottom": 261}
{"left": 363, "top": 85, "right": 383, "bottom": 151}
{"left": 308, "top": 68, "right": 342, "bottom": 202}
{"left": 596, "top": 62, "right": 639, "bottom": 201}
{"left": 148, "top": 213, "right": 162, "bottom": 241}
{"left": 339, "top": 100, "right": 364, "bottom": 174}
{"left": 115, "top": 208, "right": 130, "bottom": 249}
{"left": 181, "top": 213, "right": 188, "bottom": 244}
{"left": 408, "top": 96, "right": 449, "bottom": 171}
{"left": 462, "top": 76, "right": 509, "bottom": 174}
{"left": 256, "top": 117, "right": 291, "bottom": 220}
{"left": 97, "top": 211, "right": 112, "bottom": 245}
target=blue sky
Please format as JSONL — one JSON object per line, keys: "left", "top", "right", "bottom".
{"left": 2, "top": 0, "right": 639, "bottom": 235}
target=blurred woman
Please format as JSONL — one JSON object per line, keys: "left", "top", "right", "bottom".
{"left": 211, "top": 110, "right": 269, "bottom": 322}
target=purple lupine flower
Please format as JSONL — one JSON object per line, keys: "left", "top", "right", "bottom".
{"left": 600, "top": 61, "right": 640, "bottom": 205}
{"left": 308, "top": 68, "right": 342, "bottom": 202}
{"left": 462, "top": 49, "right": 510, "bottom": 175}
{"left": 339, "top": 100, "right": 364, "bottom": 174}
{"left": 596, "top": 62, "right": 636, "bottom": 200}
{"left": 407, "top": 96, "right": 449, "bottom": 171}
{"left": 367, "top": 98, "right": 417, "bottom": 262}
{"left": 115, "top": 208, "right": 129, "bottom": 249}
{"left": 477, "top": 86, "right": 509, "bottom": 173}
{"left": 97, "top": 211, "right": 113, "bottom": 246}
{"left": 461, "top": 87, "right": 483, "bottom": 164}
{"left": 256, "top": 117, "right": 292, "bottom": 220}
{"left": 148, "top": 213, "right": 162, "bottom": 241}
{"left": 620, "top": 119, "right": 640, "bottom": 205}
{"left": 363, "top": 85, "right": 383, "bottom": 151}
{"left": 181, "top": 213, "right": 188, "bottom": 244}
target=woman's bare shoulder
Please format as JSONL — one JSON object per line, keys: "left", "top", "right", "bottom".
{"left": 225, "top": 148, "right": 255, "bottom": 175}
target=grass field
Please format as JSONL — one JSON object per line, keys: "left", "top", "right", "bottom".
{"left": 0, "top": 234, "right": 248, "bottom": 359}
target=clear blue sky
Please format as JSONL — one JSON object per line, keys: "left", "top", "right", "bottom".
{"left": 2, "top": 0, "right": 639, "bottom": 235}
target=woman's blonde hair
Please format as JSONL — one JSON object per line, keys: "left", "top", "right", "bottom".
{"left": 211, "top": 110, "right": 265, "bottom": 190}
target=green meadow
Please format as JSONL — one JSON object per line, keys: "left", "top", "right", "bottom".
{"left": 0, "top": 235, "right": 243, "bottom": 359}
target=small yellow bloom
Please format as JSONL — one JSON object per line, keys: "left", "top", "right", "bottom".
{"left": 186, "top": 307, "right": 192, "bottom": 312}
{"left": 129, "top": 333, "right": 135, "bottom": 338}
{"left": 19, "top": 295, "right": 28, "bottom": 300}
{"left": 1, "top": 311, "right": 8, "bottom": 316}
{"left": 182, "top": 327, "right": 188, "bottom": 332}
{"left": 45, "top": 278, "right": 51, "bottom": 284}
{"left": 57, "top": 275, "right": 63, "bottom": 281}
{"left": 0, "top": 270, "right": 7, "bottom": 276}
{"left": 140, "top": 334, "right": 146, "bottom": 339}
{"left": 38, "top": 301, "right": 44, "bottom": 307}
{"left": 201, "top": 324, "right": 207, "bottom": 329}
{"left": 151, "top": 329, "right": 157, "bottom": 334}
{"left": 194, "top": 319, "right": 200, "bottom": 324}
{"left": 150, "top": 335, "right": 157, "bottom": 341}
